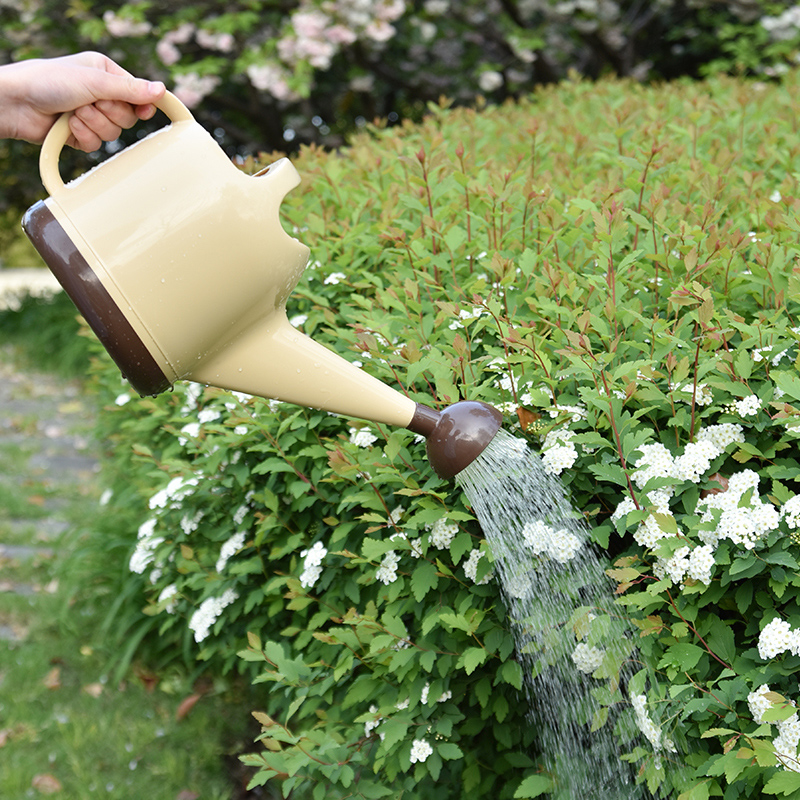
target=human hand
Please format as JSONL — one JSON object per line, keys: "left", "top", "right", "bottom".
{"left": 0, "top": 52, "right": 166, "bottom": 152}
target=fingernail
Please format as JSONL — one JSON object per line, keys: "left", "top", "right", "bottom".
{"left": 147, "top": 81, "right": 165, "bottom": 96}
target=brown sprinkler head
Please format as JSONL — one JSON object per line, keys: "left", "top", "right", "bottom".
{"left": 408, "top": 401, "right": 504, "bottom": 480}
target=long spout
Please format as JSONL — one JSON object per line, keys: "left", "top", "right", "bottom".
{"left": 189, "top": 314, "right": 420, "bottom": 428}
{"left": 188, "top": 315, "right": 502, "bottom": 479}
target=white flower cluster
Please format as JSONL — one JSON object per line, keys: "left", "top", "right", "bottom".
{"left": 129, "top": 518, "right": 164, "bottom": 574}
{"left": 748, "top": 684, "right": 800, "bottom": 771}
{"left": 548, "top": 403, "right": 588, "bottom": 422}
{"left": 522, "top": 520, "right": 583, "bottom": 563}
{"left": 762, "top": 5, "right": 800, "bottom": 41}
{"left": 409, "top": 738, "right": 434, "bottom": 764}
{"left": 541, "top": 428, "right": 578, "bottom": 476}
{"left": 376, "top": 550, "right": 401, "bottom": 584}
{"left": 148, "top": 475, "right": 199, "bottom": 511}
{"left": 758, "top": 618, "right": 800, "bottom": 660}
{"left": 157, "top": 584, "right": 178, "bottom": 612}
{"left": 188, "top": 588, "right": 238, "bottom": 643}
{"left": 652, "top": 544, "right": 715, "bottom": 586}
{"left": 349, "top": 426, "right": 378, "bottom": 448}
{"left": 300, "top": 541, "right": 327, "bottom": 588}
{"left": 782, "top": 496, "right": 800, "bottom": 529}
{"left": 731, "top": 394, "right": 762, "bottom": 417}
{"left": 463, "top": 548, "right": 492, "bottom": 584}
{"left": 216, "top": 531, "right": 247, "bottom": 573}
{"left": 571, "top": 642, "right": 605, "bottom": 674}
{"left": 673, "top": 382, "right": 713, "bottom": 406}
{"left": 697, "top": 470, "right": 780, "bottom": 550}
{"left": 617, "top": 426, "right": 781, "bottom": 588}
{"left": 753, "top": 345, "right": 790, "bottom": 366}
{"left": 429, "top": 518, "right": 458, "bottom": 549}
{"left": 448, "top": 306, "right": 484, "bottom": 330}
{"left": 631, "top": 693, "right": 676, "bottom": 754}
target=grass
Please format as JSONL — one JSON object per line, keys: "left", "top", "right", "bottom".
{"left": 0, "top": 342, "right": 259, "bottom": 799}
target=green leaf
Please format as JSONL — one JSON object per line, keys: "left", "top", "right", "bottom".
{"left": 459, "top": 647, "right": 488, "bottom": 675}
{"left": 763, "top": 770, "right": 800, "bottom": 795}
{"left": 514, "top": 774, "right": 554, "bottom": 798}
{"left": 410, "top": 560, "right": 439, "bottom": 602}
{"left": 658, "top": 643, "right": 704, "bottom": 671}
{"left": 437, "top": 742, "right": 463, "bottom": 760}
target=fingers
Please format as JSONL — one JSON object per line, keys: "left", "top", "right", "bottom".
{"left": 68, "top": 98, "right": 157, "bottom": 152}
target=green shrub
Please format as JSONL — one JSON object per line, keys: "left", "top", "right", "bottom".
{"left": 76, "top": 71, "right": 800, "bottom": 798}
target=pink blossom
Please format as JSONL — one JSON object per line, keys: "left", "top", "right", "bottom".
{"left": 173, "top": 72, "right": 220, "bottom": 108}
{"left": 156, "top": 39, "right": 181, "bottom": 66}
{"left": 377, "top": 0, "right": 406, "bottom": 21}
{"left": 197, "top": 29, "right": 236, "bottom": 52}
{"left": 326, "top": 24, "right": 358, "bottom": 45}
{"left": 103, "top": 10, "right": 151, "bottom": 37}
{"left": 293, "top": 10, "right": 330, "bottom": 39}
{"left": 364, "top": 20, "right": 396, "bottom": 42}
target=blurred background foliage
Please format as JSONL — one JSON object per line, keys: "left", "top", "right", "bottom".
{"left": 0, "top": 1, "right": 799, "bottom": 223}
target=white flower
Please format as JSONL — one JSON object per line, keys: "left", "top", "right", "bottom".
{"left": 197, "top": 407, "right": 221, "bottom": 424}
{"left": 429, "top": 518, "right": 458, "bottom": 549}
{"left": 216, "top": 531, "right": 246, "bottom": 573}
{"left": 633, "top": 443, "right": 675, "bottom": 488}
{"left": 572, "top": 642, "right": 605, "bottom": 673}
{"left": 364, "top": 705, "right": 382, "bottom": 737}
{"left": 687, "top": 544, "right": 715, "bottom": 584}
{"left": 157, "top": 584, "right": 178, "bottom": 612}
{"left": 188, "top": 589, "right": 238, "bottom": 643}
{"left": 180, "top": 510, "right": 204, "bottom": 535}
{"left": 323, "top": 272, "right": 346, "bottom": 285}
{"left": 376, "top": 551, "right": 400, "bottom": 584}
{"left": 541, "top": 429, "right": 578, "bottom": 476}
{"left": 547, "top": 404, "right": 587, "bottom": 422}
{"left": 149, "top": 476, "right": 198, "bottom": 510}
{"left": 463, "top": 548, "right": 492, "bottom": 584}
{"left": 674, "top": 382, "right": 713, "bottom": 406}
{"left": 735, "top": 394, "right": 761, "bottom": 416}
{"left": 612, "top": 497, "right": 637, "bottom": 523}
{"left": 300, "top": 541, "right": 328, "bottom": 588}
{"left": 654, "top": 546, "right": 690, "bottom": 585}
{"left": 115, "top": 393, "right": 131, "bottom": 406}
{"left": 749, "top": 684, "right": 773, "bottom": 724}
{"left": 759, "top": 617, "right": 795, "bottom": 659}
{"left": 631, "top": 693, "right": 675, "bottom": 752}
{"left": 129, "top": 533, "right": 164, "bottom": 574}
{"left": 784, "top": 496, "right": 800, "bottom": 529}
{"left": 349, "top": 426, "right": 378, "bottom": 448}
{"left": 696, "top": 423, "right": 745, "bottom": 451}
{"left": 478, "top": 70, "right": 504, "bottom": 92}
{"left": 409, "top": 738, "right": 433, "bottom": 764}
{"left": 673, "top": 439, "right": 720, "bottom": 483}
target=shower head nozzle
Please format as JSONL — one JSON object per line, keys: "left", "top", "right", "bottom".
{"left": 408, "top": 400, "right": 503, "bottom": 480}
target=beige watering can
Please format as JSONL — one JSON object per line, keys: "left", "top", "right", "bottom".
{"left": 22, "top": 92, "right": 501, "bottom": 478}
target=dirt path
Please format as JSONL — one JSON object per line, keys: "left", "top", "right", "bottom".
{"left": 0, "top": 345, "right": 98, "bottom": 641}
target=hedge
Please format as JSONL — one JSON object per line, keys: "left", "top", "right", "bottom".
{"left": 65, "top": 70, "right": 800, "bottom": 799}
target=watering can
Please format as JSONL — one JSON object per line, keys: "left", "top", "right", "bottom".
{"left": 22, "top": 92, "right": 501, "bottom": 479}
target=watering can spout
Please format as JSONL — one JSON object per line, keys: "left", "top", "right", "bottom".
{"left": 188, "top": 314, "right": 423, "bottom": 430}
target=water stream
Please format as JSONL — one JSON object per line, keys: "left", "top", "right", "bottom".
{"left": 456, "top": 429, "right": 645, "bottom": 798}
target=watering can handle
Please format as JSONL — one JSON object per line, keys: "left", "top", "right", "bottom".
{"left": 39, "top": 90, "right": 195, "bottom": 196}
